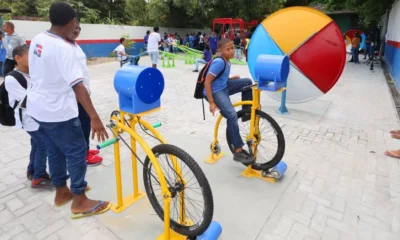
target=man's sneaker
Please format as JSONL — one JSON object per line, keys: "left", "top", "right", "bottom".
{"left": 233, "top": 150, "right": 255, "bottom": 165}
{"left": 88, "top": 149, "right": 100, "bottom": 156}
{"left": 87, "top": 154, "right": 103, "bottom": 166}
{"left": 31, "top": 178, "right": 53, "bottom": 188}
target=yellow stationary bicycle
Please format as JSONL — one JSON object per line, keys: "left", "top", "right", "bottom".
{"left": 208, "top": 83, "right": 286, "bottom": 179}
{"left": 103, "top": 64, "right": 217, "bottom": 239}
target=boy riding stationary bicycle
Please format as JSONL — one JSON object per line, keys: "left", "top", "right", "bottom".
{"left": 203, "top": 39, "right": 255, "bottom": 164}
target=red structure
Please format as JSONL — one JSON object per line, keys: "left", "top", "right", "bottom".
{"left": 212, "top": 18, "right": 258, "bottom": 40}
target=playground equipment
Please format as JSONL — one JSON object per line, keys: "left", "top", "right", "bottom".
{"left": 212, "top": 18, "right": 258, "bottom": 39}
{"left": 247, "top": 7, "right": 346, "bottom": 104}
{"left": 119, "top": 50, "right": 148, "bottom": 67}
{"left": 176, "top": 45, "right": 203, "bottom": 64}
{"left": 98, "top": 65, "right": 221, "bottom": 239}
{"left": 345, "top": 29, "right": 366, "bottom": 53}
{"left": 160, "top": 49, "right": 188, "bottom": 68}
{"left": 161, "top": 51, "right": 176, "bottom": 68}
{"left": 206, "top": 54, "right": 288, "bottom": 183}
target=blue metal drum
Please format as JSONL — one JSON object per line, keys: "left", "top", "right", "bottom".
{"left": 114, "top": 65, "right": 164, "bottom": 114}
{"left": 255, "top": 54, "right": 289, "bottom": 91}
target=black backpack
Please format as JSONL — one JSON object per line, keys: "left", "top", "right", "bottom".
{"left": 0, "top": 71, "right": 27, "bottom": 126}
{"left": 194, "top": 57, "right": 226, "bottom": 119}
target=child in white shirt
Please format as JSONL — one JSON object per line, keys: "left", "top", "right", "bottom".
{"left": 65, "top": 21, "right": 103, "bottom": 166}
{"left": 5, "top": 45, "right": 52, "bottom": 188}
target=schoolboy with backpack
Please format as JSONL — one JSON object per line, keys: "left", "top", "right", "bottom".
{"left": 0, "top": 45, "right": 52, "bottom": 188}
{"left": 194, "top": 38, "right": 255, "bottom": 165}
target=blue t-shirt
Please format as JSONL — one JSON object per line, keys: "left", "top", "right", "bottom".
{"left": 204, "top": 50, "right": 212, "bottom": 62}
{"left": 144, "top": 35, "right": 149, "bottom": 44}
{"left": 204, "top": 58, "right": 230, "bottom": 95}
{"left": 209, "top": 36, "right": 218, "bottom": 49}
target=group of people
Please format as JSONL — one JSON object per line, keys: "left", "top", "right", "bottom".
{"left": 349, "top": 32, "right": 375, "bottom": 64}
{"left": 117, "top": 27, "right": 162, "bottom": 68}
{"left": 3, "top": 2, "right": 111, "bottom": 218}
{"left": 193, "top": 31, "right": 251, "bottom": 72}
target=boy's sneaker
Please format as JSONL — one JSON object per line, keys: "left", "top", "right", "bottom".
{"left": 87, "top": 154, "right": 103, "bottom": 166}
{"left": 28, "top": 172, "right": 51, "bottom": 181}
{"left": 27, "top": 171, "right": 34, "bottom": 181}
{"left": 233, "top": 149, "right": 255, "bottom": 165}
{"left": 42, "top": 172, "right": 51, "bottom": 180}
{"left": 31, "top": 178, "right": 53, "bottom": 188}
{"left": 193, "top": 70, "right": 199, "bottom": 72}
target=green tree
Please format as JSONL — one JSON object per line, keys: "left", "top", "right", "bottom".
{"left": 125, "top": 0, "right": 150, "bottom": 26}
{"left": 292, "top": 0, "right": 395, "bottom": 26}
{"left": 144, "top": 0, "right": 286, "bottom": 28}
{"left": 82, "top": 0, "right": 128, "bottom": 24}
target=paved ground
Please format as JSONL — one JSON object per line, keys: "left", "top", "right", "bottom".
{"left": 1, "top": 55, "right": 400, "bottom": 240}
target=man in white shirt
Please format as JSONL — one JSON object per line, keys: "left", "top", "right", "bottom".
{"left": 113, "top": 38, "right": 139, "bottom": 66}
{"left": 113, "top": 38, "right": 129, "bottom": 61}
{"left": 147, "top": 26, "right": 161, "bottom": 68}
{"left": 27, "top": 2, "right": 110, "bottom": 218}
{"left": 5, "top": 45, "right": 51, "bottom": 188}
{"left": 2, "top": 22, "right": 26, "bottom": 75}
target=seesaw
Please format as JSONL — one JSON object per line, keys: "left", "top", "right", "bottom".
{"left": 120, "top": 50, "right": 149, "bottom": 67}
{"left": 98, "top": 64, "right": 222, "bottom": 239}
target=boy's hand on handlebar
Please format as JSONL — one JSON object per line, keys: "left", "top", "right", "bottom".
{"left": 230, "top": 75, "right": 240, "bottom": 80}
{"left": 91, "top": 117, "right": 109, "bottom": 142}
{"left": 210, "top": 103, "right": 219, "bottom": 116}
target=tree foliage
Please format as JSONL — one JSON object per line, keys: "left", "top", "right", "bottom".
{"left": 0, "top": 0, "right": 395, "bottom": 28}
{"left": 302, "top": 0, "right": 394, "bottom": 26}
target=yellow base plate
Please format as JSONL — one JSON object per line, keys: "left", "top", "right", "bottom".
{"left": 241, "top": 167, "right": 277, "bottom": 183}
{"left": 156, "top": 230, "right": 187, "bottom": 240}
{"left": 111, "top": 190, "right": 146, "bottom": 213}
{"left": 205, "top": 152, "right": 224, "bottom": 164}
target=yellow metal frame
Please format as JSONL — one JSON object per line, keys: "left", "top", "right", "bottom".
{"left": 206, "top": 87, "right": 281, "bottom": 183}
{"left": 110, "top": 111, "right": 188, "bottom": 240}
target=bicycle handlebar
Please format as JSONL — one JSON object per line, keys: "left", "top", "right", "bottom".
{"left": 97, "top": 138, "right": 118, "bottom": 150}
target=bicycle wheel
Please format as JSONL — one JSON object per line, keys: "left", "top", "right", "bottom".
{"left": 143, "top": 144, "right": 214, "bottom": 237}
{"left": 226, "top": 109, "right": 285, "bottom": 171}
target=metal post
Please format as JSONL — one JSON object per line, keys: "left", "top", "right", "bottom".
{"left": 130, "top": 120, "right": 139, "bottom": 198}
{"left": 113, "top": 130, "right": 123, "bottom": 208}
{"left": 277, "top": 80, "right": 289, "bottom": 115}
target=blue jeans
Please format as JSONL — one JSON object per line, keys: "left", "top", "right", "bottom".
{"left": 213, "top": 78, "right": 253, "bottom": 149}
{"left": 235, "top": 48, "right": 242, "bottom": 60}
{"left": 37, "top": 118, "right": 88, "bottom": 195}
{"left": 27, "top": 129, "right": 48, "bottom": 180}
{"left": 365, "top": 45, "right": 374, "bottom": 59}
{"left": 78, "top": 103, "right": 90, "bottom": 152}
{"left": 351, "top": 47, "right": 359, "bottom": 63}
{"left": 195, "top": 59, "right": 207, "bottom": 71}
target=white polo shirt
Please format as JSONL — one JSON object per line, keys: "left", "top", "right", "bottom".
{"left": 114, "top": 44, "right": 127, "bottom": 61}
{"left": 27, "top": 31, "right": 84, "bottom": 123}
{"left": 5, "top": 71, "right": 39, "bottom": 132}
{"left": 147, "top": 32, "right": 161, "bottom": 53}
{"left": 75, "top": 43, "right": 90, "bottom": 93}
